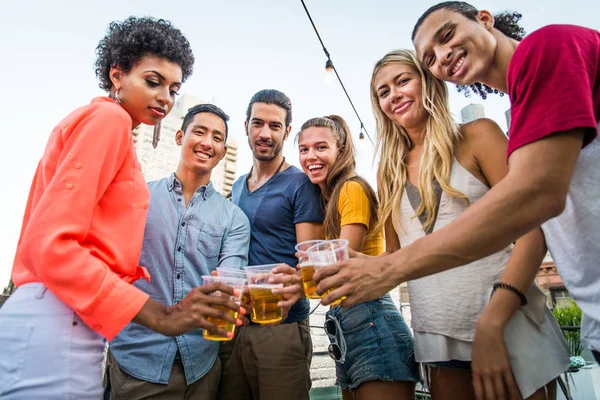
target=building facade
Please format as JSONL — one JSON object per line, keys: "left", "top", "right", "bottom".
{"left": 460, "top": 103, "right": 485, "bottom": 123}
{"left": 209, "top": 140, "right": 238, "bottom": 198}
{"left": 536, "top": 253, "right": 570, "bottom": 308}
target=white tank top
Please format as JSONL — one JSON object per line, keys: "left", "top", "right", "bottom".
{"left": 394, "top": 158, "right": 571, "bottom": 398}
{"left": 394, "top": 157, "right": 511, "bottom": 341}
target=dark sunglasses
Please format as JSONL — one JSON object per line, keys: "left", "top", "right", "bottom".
{"left": 324, "top": 316, "right": 347, "bottom": 363}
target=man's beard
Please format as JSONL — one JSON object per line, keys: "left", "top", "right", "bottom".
{"left": 248, "top": 135, "right": 284, "bottom": 162}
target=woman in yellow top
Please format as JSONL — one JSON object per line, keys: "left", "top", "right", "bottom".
{"left": 296, "top": 115, "right": 419, "bottom": 400}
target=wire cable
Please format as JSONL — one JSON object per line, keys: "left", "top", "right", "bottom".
{"left": 299, "top": 0, "right": 374, "bottom": 145}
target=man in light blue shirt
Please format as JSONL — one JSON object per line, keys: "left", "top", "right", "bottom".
{"left": 107, "top": 104, "right": 250, "bottom": 399}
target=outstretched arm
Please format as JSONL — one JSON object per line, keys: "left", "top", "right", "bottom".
{"left": 315, "top": 126, "right": 583, "bottom": 308}
{"left": 391, "top": 129, "right": 582, "bottom": 282}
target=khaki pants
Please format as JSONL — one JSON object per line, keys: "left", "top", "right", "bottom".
{"left": 107, "top": 350, "right": 221, "bottom": 400}
{"left": 218, "top": 320, "right": 313, "bottom": 400}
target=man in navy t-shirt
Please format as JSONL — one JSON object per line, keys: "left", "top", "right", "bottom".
{"left": 218, "top": 89, "right": 323, "bottom": 400}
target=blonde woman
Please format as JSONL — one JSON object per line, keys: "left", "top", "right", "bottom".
{"left": 297, "top": 115, "right": 419, "bottom": 400}
{"left": 316, "top": 49, "right": 569, "bottom": 399}
{"left": 374, "top": 49, "right": 572, "bottom": 399}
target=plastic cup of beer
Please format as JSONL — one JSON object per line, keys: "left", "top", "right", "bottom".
{"left": 295, "top": 240, "right": 325, "bottom": 299}
{"left": 201, "top": 275, "right": 247, "bottom": 341}
{"left": 216, "top": 267, "right": 251, "bottom": 305}
{"left": 243, "top": 264, "right": 284, "bottom": 324}
{"left": 306, "top": 239, "right": 349, "bottom": 307}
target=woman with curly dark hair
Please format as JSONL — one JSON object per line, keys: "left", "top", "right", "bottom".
{"left": 0, "top": 17, "right": 243, "bottom": 399}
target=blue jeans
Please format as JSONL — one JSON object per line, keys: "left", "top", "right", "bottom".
{"left": 326, "top": 295, "right": 420, "bottom": 391}
{"left": 0, "top": 283, "right": 105, "bottom": 399}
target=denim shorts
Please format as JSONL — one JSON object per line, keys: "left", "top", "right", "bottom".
{"left": 326, "top": 295, "right": 420, "bottom": 391}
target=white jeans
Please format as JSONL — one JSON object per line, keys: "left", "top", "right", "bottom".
{"left": 0, "top": 283, "right": 105, "bottom": 399}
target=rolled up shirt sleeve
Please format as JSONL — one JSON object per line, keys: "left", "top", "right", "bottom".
{"left": 218, "top": 208, "right": 251, "bottom": 269}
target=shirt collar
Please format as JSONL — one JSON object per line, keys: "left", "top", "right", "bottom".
{"left": 91, "top": 96, "right": 117, "bottom": 105}
{"left": 167, "top": 173, "right": 179, "bottom": 192}
{"left": 167, "top": 173, "right": 215, "bottom": 199}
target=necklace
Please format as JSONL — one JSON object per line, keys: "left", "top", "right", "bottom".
{"left": 246, "top": 157, "right": 286, "bottom": 190}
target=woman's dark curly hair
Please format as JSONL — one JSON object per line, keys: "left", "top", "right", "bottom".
{"left": 94, "top": 16, "right": 195, "bottom": 92}
{"left": 413, "top": 2, "right": 525, "bottom": 100}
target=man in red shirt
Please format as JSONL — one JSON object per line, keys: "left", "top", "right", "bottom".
{"left": 315, "top": 3, "right": 599, "bottom": 399}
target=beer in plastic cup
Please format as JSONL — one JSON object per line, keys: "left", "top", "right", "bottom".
{"left": 243, "top": 264, "right": 284, "bottom": 324}
{"left": 306, "top": 239, "right": 349, "bottom": 307}
{"left": 216, "top": 267, "right": 251, "bottom": 304}
{"left": 295, "top": 240, "right": 325, "bottom": 299}
{"left": 201, "top": 275, "right": 246, "bottom": 341}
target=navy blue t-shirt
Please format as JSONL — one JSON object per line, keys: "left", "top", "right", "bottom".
{"left": 232, "top": 166, "right": 323, "bottom": 323}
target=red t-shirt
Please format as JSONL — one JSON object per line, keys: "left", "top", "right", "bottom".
{"left": 506, "top": 25, "right": 600, "bottom": 156}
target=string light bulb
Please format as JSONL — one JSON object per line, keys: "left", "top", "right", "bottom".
{"left": 324, "top": 59, "right": 334, "bottom": 86}
{"left": 300, "top": 0, "right": 373, "bottom": 145}
{"left": 359, "top": 123, "right": 365, "bottom": 140}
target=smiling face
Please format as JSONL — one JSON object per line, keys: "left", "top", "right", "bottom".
{"left": 176, "top": 112, "right": 227, "bottom": 178}
{"left": 245, "top": 102, "right": 290, "bottom": 161}
{"left": 373, "top": 62, "right": 429, "bottom": 132}
{"left": 298, "top": 126, "right": 339, "bottom": 188}
{"left": 110, "top": 55, "right": 182, "bottom": 128}
{"left": 413, "top": 8, "right": 497, "bottom": 86}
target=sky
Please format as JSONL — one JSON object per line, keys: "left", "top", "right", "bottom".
{"left": 0, "top": 0, "right": 597, "bottom": 287}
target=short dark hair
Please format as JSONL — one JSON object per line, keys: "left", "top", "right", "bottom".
{"left": 181, "top": 104, "right": 230, "bottom": 140}
{"left": 95, "top": 16, "right": 195, "bottom": 92}
{"left": 245, "top": 89, "right": 292, "bottom": 128}
{"left": 412, "top": 1, "right": 478, "bottom": 41}
{"left": 412, "top": 2, "right": 525, "bottom": 99}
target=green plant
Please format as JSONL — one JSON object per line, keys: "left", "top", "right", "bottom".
{"left": 552, "top": 299, "right": 583, "bottom": 357}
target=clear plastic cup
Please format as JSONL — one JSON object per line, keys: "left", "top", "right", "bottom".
{"left": 243, "top": 264, "right": 284, "bottom": 324}
{"left": 216, "top": 267, "right": 250, "bottom": 304}
{"left": 216, "top": 267, "right": 247, "bottom": 278}
{"left": 201, "top": 275, "right": 246, "bottom": 341}
{"left": 295, "top": 240, "right": 325, "bottom": 299}
{"left": 306, "top": 239, "right": 349, "bottom": 307}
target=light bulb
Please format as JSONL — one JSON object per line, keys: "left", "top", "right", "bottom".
{"left": 324, "top": 60, "right": 334, "bottom": 86}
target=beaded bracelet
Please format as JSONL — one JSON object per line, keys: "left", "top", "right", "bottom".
{"left": 491, "top": 282, "right": 528, "bottom": 306}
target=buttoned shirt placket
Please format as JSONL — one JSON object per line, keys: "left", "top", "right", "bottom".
{"left": 171, "top": 180, "right": 209, "bottom": 364}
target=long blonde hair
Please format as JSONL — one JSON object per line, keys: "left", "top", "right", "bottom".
{"left": 296, "top": 115, "right": 379, "bottom": 241}
{"left": 370, "top": 49, "right": 468, "bottom": 234}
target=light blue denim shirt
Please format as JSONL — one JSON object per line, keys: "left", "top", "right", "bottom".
{"left": 110, "top": 174, "right": 250, "bottom": 384}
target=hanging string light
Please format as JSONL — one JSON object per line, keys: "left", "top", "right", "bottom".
{"left": 300, "top": 0, "right": 374, "bottom": 145}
